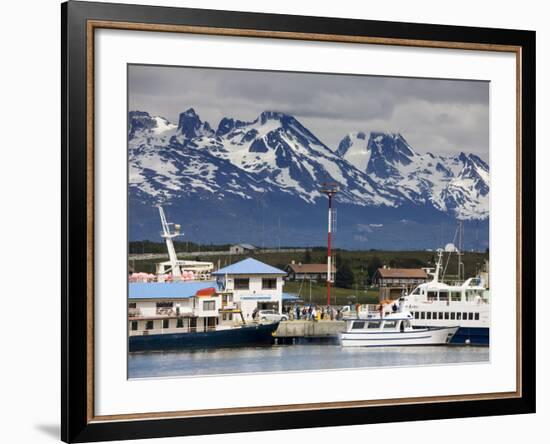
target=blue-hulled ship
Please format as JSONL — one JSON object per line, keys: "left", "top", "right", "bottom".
{"left": 129, "top": 321, "right": 279, "bottom": 352}
{"left": 128, "top": 206, "right": 284, "bottom": 352}
{"left": 128, "top": 278, "right": 281, "bottom": 352}
{"left": 398, "top": 249, "right": 490, "bottom": 345}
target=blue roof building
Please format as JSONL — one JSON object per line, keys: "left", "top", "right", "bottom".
{"left": 212, "top": 258, "right": 286, "bottom": 276}
{"left": 129, "top": 281, "right": 219, "bottom": 300}
{"left": 212, "top": 258, "right": 286, "bottom": 317}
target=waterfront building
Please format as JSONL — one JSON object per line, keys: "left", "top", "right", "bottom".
{"left": 373, "top": 267, "right": 428, "bottom": 300}
{"left": 213, "top": 258, "right": 286, "bottom": 320}
{"left": 285, "top": 262, "right": 336, "bottom": 281}
{"left": 128, "top": 257, "right": 287, "bottom": 335}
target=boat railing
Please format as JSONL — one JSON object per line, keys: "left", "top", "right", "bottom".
{"left": 156, "top": 307, "right": 176, "bottom": 316}
{"left": 133, "top": 325, "right": 219, "bottom": 336}
{"left": 128, "top": 308, "right": 143, "bottom": 317}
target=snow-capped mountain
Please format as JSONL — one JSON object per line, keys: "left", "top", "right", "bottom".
{"left": 128, "top": 109, "right": 489, "bottom": 248}
{"left": 129, "top": 109, "right": 399, "bottom": 206}
{"left": 336, "top": 131, "right": 489, "bottom": 219}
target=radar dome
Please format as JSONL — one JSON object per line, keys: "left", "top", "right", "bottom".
{"left": 444, "top": 243, "right": 457, "bottom": 252}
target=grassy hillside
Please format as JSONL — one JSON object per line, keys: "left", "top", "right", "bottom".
{"left": 130, "top": 248, "right": 488, "bottom": 303}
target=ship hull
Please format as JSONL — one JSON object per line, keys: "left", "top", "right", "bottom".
{"left": 129, "top": 322, "right": 279, "bottom": 352}
{"left": 449, "top": 327, "right": 489, "bottom": 345}
{"left": 414, "top": 326, "right": 489, "bottom": 345}
{"left": 340, "top": 326, "right": 458, "bottom": 347}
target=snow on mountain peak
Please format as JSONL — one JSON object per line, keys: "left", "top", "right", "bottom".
{"left": 337, "top": 131, "right": 373, "bottom": 172}
{"left": 128, "top": 108, "right": 489, "bottom": 220}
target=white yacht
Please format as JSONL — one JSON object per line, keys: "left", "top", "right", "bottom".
{"left": 399, "top": 249, "right": 490, "bottom": 345}
{"left": 340, "top": 311, "right": 458, "bottom": 347}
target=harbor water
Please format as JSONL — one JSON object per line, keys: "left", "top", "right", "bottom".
{"left": 128, "top": 344, "right": 489, "bottom": 379}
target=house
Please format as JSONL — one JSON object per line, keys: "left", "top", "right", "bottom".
{"left": 372, "top": 267, "right": 428, "bottom": 301}
{"left": 127, "top": 258, "right": 287, "bottom": 334}
{"left": 285, "top": 262, "right": 336, "bottom": 281}
{"left": 213, "top": 258, "right": 286, "bottom": 319}
{"left": 229, "top": 243, "right": 257, "bottom": 255}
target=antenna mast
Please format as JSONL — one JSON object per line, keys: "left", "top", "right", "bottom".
{"left": 457, "top": 220, "right": 464, "bottom": 282}
{"left": 158, "top": 206, "right": 182, "bottom": 278}
{"left": 321, "top": 182, "right": 339, "bottom": 306}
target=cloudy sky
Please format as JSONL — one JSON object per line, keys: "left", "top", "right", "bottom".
{"left": 129, "top": 64, "right": 489, "bottom": 160}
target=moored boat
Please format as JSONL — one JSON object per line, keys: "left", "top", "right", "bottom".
{"left": 128, "top": 207, "right": 286, "bottom": 352}
{"left": 339, "top": 311, "right": 458, "bottom": 347}
{"left": 399, "top": 249, "right": 490, "bottom": 345}
{"left": 129, "top": 321, "right": 279, "bottom": 352}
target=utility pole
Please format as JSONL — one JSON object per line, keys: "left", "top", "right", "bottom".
{"left": 321, "top": 182, "right": 339, "bottom": 306}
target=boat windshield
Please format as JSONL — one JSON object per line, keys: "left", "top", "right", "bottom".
{"left": 367, "top": 321, "right": 381, "bottom": 329}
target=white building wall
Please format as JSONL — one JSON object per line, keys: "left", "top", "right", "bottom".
{"left": 224, "top": 274, "right": 284, "bottom": 318}
{"left": 134, "top": 301, "right": 156, "bottom": 317}
{"left": 195, "top": 296, "right": 221, "bottom": 317}
{"left": 132, "top": 299, "right": 194, "bottom": 317}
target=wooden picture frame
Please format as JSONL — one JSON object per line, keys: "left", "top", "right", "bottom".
{"left": 62, "top": 1, "right": 536, "bottom": 442}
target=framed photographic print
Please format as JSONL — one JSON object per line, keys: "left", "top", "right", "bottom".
{"left": 61, "top": 1, "right": 536, "bottom": 442}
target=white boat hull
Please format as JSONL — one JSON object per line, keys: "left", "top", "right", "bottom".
{"left": 340, "top": 326, "right": 458, "bottom": 347}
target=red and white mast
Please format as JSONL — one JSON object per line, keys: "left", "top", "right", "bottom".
{"left": 321, "top": 183, "right": 339, "bottom": 305}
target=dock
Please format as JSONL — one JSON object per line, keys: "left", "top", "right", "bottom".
{"left": 274, "top": 320, "right": 346, "bottom": 341}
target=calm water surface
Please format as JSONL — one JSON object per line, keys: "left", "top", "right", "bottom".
{"left": 128, "top": 344, "right": 489, "bottom": 378}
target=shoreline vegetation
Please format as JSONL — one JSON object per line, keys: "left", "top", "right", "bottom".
{"left": 129, "top": 242, "right": 488, "bottom": 306}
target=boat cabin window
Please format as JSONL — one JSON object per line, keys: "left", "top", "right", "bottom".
{"left": 451, "top": 292, "right": 461, "bottom": 302}
{"left": 146, "top": 321, "right": 154, "bottom": 330}
{"left": 427, "top": 291, "right": 438, "bottom": 301}
{"left": 475, "top": 313, "right": 480, "bottom": 321}
{"left": 438, "top": 312, "right": 444, "bottom": 320}
{"left": 414, "top": 312, "right": 420, "bottom": 319}
{"left": 367, "top": 321, "right": 381, "bottom": 329}
{"left": 162, "top": 319, "right": 169, "bottom": 329}
{"left": 463, "top": 312, "right": 468, "bottom": 320}
{"left": 420, "top": 312, "right": 426, "bottom": 320}
{"left": 450, "top": 313, "right": 456, "bottom": 320}
{"left": 427, "top": 312, "right": 432, "bottom": 320}
{"left": 383, "top": 321, "right": 397, "bottom": 329}
{"left": 131, "top": 321, "right": 138, "bottom": 331}
{"left": 445, "top": 312, "right": 450, "bottom": 320}
{"left": 457, "top": 312, "right": 462, "bottom": 320}
{"left": 439, "top": 292, "right": 449, "bottom": 301}
{"left": 156, "top": 301, "right": 173, "bottom": 308}
{"left": 352, "top": 321, "right": 365, "bottom": 329}
{"left": 129, "top": 302, "right": 137, "bottom": 309}
{"left": 468, "top": 313, "right": 474, "bottom": 320}
{"left": 176, "top": 318, "right": 183, "bottom": 328}
{"left": 203, "top": 301, "right": 216, "bottom": 311}
{"left": 411, "top": 287, "right": 421, "bottom": 295}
